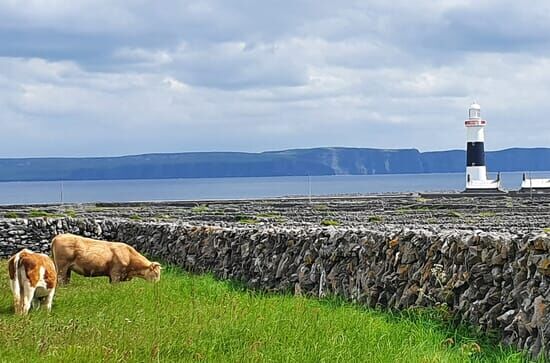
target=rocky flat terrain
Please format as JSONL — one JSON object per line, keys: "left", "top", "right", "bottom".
{"left": 1, "top": 194, "right": 548, "bottom": 234}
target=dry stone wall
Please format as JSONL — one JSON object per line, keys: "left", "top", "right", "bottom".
{"left": 0, "top": 217, "right": 549, "bottom": 358}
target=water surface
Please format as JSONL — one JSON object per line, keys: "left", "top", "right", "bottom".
{"left": 0, "top": 171, "right": 548, "bottom": 205}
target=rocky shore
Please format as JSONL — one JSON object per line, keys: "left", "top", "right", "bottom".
{"left": 1, "top": 194, "right": 549, "bottom": 358}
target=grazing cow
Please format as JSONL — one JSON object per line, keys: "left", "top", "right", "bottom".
{"left": 51, "top": 233, "right": 161, "bottom": 284}
{"left": 8, "top": 249, "right": 57, "bottom": 315}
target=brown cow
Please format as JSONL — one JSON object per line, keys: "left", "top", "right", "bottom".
{"left": 51, "top": 233, "right": 161, "bottom": 284}
{"left": 8, "top": 249, "right": 57, "bottom": 315}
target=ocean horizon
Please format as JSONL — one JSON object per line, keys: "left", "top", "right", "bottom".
{"left": 2, "top": 171, "right": 549, "bottom": 205}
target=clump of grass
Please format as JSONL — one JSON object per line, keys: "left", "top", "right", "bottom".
{"left": 0, "top": 261, "right": 524, "bottom": 362}
{"left": 479, "top": 211, "right": 497, "bottom": 218}
{"left": 236, "top": 215, "right": 258, "bottom": 224}
{"left": 368, "top": 215, "right": 384, "bottom": 223}
{"left": 154, "top": 214, "right": 173, "bottom": 221}
{"left": 321, "top": 219, "right": 340, "bottom": 226}
{"left": 64, "top": 209, "right": 77, "bottom": 218}
{"left": 313, "top": 203, "right": 329, "bottom": 211}
{"left": 544, "top": 228, "right": 550, "bottom": 234}
{"left": 28, "top": 209, "right": 63, "bottom": 218}
{"left": 256, "top": 212, "right": 281, "bottom": 218}
{"left": 3, "top": 212, "right": 19, "bottom": 219}
{"left": 415, "top": 197, "right": 431, "bottom": 203}
{"left": 411, "top": 206, "right": 431, "bottom": 211}
{"left": 191, "top": 204, "right": 209, "bottom": 214}
{"left": 129, "top": 214, "right": 142, "bottom": 221}
{"left": 448, "top": 211, "right": 463, "bottom": 219}
{"left": 504, "top": 197, "right": 514, "bottom": 208}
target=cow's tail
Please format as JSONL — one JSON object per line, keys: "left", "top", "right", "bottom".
{"left": 8, "top": 253, "right": 20, "bottom": 292}
{"left": 51, "top": 236, "right": 59, "bottom": 272}
{"left": 12, "top": 252, "right": 25, "bottom": 312}
{"left": 16, "top": 252, "right": 25, "bottom": 285}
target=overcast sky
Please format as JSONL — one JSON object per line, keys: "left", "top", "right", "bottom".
{"left": 1, "top": 1, "right": 549, "bottom": 157}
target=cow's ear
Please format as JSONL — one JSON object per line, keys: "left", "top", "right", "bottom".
{"left": 150, "top": 262, "right": 162, "bottom": 271}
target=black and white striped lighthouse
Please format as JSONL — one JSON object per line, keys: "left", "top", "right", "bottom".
{"left": 464, "top": 102, "right": 501, "bottom": 191}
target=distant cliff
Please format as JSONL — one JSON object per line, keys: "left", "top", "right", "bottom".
{"left": 0, "top": 147, "right": 549, "bottom": 182}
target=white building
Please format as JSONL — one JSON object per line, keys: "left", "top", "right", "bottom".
{"left": 520, "top": 173, "right": 550, "bottom": 193}
{"left": 464, "top": 102, "right": 502, "bottom": 192}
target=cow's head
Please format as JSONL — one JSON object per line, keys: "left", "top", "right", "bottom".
{"left": 144, "top": 262, "right": 162, "bottom": 282}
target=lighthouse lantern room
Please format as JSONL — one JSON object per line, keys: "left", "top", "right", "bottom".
{"left": 464, "top": 102, "right": 501, "bottom": 192}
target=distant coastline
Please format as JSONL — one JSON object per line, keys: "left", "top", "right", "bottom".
{"left": 0, "top": 147, "right": 549, "bottom": 182}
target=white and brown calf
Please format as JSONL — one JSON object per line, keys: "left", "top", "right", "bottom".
{"left": 8, "top": 249, "right": 57, "bottom": 315}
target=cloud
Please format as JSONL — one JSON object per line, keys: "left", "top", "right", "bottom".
{"left": 0, "top": 1, "right": 549, "bottom": 157}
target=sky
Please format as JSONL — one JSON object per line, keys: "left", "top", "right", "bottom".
{"left": 1, "top": 0, "right": 549, "bottom": 157}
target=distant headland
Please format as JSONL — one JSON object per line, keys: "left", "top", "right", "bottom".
{"left": 0, "top": 147, "right": 549, "bottom": 182}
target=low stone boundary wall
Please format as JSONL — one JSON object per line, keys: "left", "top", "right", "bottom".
{"left": 1, "top": 217, "right": 549, "bottom": 358}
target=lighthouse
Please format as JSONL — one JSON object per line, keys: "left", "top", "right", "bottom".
{"left": 464, "top": 102, "right": 501, "bottom": 192}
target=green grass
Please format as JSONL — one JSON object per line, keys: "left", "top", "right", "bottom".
{"left": 191, "top": 204, "right": 209, "bottom": 214}
{"left": 28, "top": 210, "right": 63, "bottom": 218}
{"left": 320, "top": 219, "right": 340, "bottom": 226}
{"left": 447, "top": 211, "right": 463, "bottom": 219}
{"left": 129, "top": 214, "right": 142, "bottom": 221}
{"left": 368, "top": 215, "right": 384, "bottom": 223}
{"left": 478, "top": 211, "right": 497, "bottom": 218}
{"left": 0, "top": 262, "right": 526, "bottom": 362}
{"left": 154, "top": 214, "right": 174, "bottom": 221}
{"left": 544, "top": 228, "right": 550, "bottom": 234}
{"left": 3, "top": 212, "right": 19, "bottom": 219}
{"left": 312, "top": 203, "right": 329, "bottom": 211}
{"left": 399, "top": 206, "right": 431, "bottom": 212}
{"left": 236, "top": 215, "right": 258, "bottom": 224}
{"left": 64, "top": 209, "right": 77, "bottom": 218}
{"left": 238, "top": 218, "right": 258, "bottom": 225}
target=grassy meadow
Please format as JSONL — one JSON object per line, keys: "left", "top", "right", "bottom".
{"left": 0, "top": 261, "right": 528, "bottom": 362}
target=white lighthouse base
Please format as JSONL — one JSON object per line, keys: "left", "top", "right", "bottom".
{"left": 463, "top": 166, "right": 503, "bottom": 193}
{"left": 464, "top": 179, "right": 503, "bottom": 193}
{"left": 465, "top": 179, "right": 502, "bottom": 191}
{"left": 520, "top": 178, "right": 550, "bottom": 193}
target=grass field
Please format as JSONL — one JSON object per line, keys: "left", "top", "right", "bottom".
{"left": 0, "top": 261, "right": 527, "bottom": 362}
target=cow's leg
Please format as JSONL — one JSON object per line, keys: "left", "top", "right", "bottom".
{"left": 57, "top": 265, "right": 71, "bottom": 285}
{"left": 109, "top": 273, "right": 121, "bottom": 283}
{"left": 9, "top": 278, "right": 21, "bottom": 314}
{"left": 109, "top": 268, "right": 124, "bottom": 284}
{"left": 42, "top": 289, "right": 55, "bottom": 312}
{"left": 65, "top": 268, "right": 72, "bottom": 284}
{"left": 21, "top": 285, "right": 35, "bottom": 315}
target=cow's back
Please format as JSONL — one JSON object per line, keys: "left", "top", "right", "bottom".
{"left": 18, "top": 251, "right": 57, "bottom": 291}
{"left": 52, "top": 234, "right": 117, "bottom": 277}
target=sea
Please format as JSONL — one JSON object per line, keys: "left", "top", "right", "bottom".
{"left": 1, "top": 171, "right": 549, "bottom": 205}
